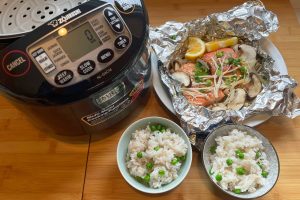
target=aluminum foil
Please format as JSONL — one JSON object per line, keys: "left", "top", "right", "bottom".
{"left": 149, "top": 0, "right": 300, "bottom": 149}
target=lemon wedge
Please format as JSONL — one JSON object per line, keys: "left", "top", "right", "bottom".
{"left": 185, "top": 37, "right": 206, "bottom": 61}
{"left": 205, "top": 37, "right": 238, "bottom": 52}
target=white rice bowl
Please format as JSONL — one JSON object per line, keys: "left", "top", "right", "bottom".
{"left": 126, "top": 125, "right": 188, "bottom": 188}
{"left": 209, "top": 129, "right": 270, "bottom": 193}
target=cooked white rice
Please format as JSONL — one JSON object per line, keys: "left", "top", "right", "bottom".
{"left": 209, "top": 129, "right": 269, "bottom": 193}
{"left": 126, "top": 125, "right": 187, "bottom": 188}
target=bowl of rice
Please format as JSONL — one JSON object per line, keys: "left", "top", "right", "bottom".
{"left": 117, "top": 116, "right": 192, "bottom": 194}
{"left": 202, "top": 124, "right": 279, "bottom": 199}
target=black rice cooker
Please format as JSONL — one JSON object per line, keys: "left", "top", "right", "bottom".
{"left": 0, "top": 0, "right": 151, "bottom": 135}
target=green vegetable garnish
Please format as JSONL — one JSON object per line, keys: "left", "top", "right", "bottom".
{"left": 235, "top": 149, "right": 244, "bottom": 159}
{"left": 228, "top": 57, "right": 234, "bottom": 65}
{"left": 156, "top": 124, "right": 162, "bottom": 131}
{"left": 210, "top": 146, "right": 217, "bottom": 154}
{"left": 205, "top": 79, "right": 212, "bottom": 86}
{"left": 209, "top": 167, "right": 215, "bottom": 175}
{"left": 256, "top": 151, "right": 261, "bottom": 159}
{"left": 257, "top": 162, "right": 264, "bottom": 170}
{"left": 178, "top": 155, "right": 186, "bottom": 161}
{"left": 137, "top": 152, "right": 143, "bottom": 158}
{"left": 171, "top": 158, "right": 179, "bottom": 165}
{"left": 195, "top": 76, "right": 203, "bottom": 83}
{"left": 195, "top": 62, "right": 203, "bottom": 68}
{"left": 158, "top": 170, "right": 165, "bottom": 176}
{"left": 170, "top": 35, "right": 177, "bottom": 40}
{"left": 144, "top": 173, "right": 150, "bottom": 183}
{"left": 261, "top": 171, "right": 269, "bottom": 178}
{"left": 240, "top": 66, "right": 248, "bottom": 75}
{"left": 146, "top": 162, "right": 153, "bottom": 170}
{"left": 233, "top": 58, "right": 241, "bottom": 66}
{"left": 225, "top": 78, "right": 232, "bottom": 86}
{"left": 231, "top": 75, "right": 238, "bottom": 82}
{"left": 216, "top": 51, "right": 224, "bottom": 58}
{"left": 226, "top": 159, "right": 233, "bottom": 166}
{"left": 154, "top": 146, "right": 160, "bottom": 151}
{"left": 150, "top": 125, "right": 157, "bottom": 132}
{"left": 236, "top": 167, "right": 246, "bottom": 175}
{"left": 216, "top": 68, "right": 222, "bottom": 76}
{"left": 233, "top": 188, "right": 241, "bottom": 194}
{"left": 215, "top": 173, "right": 222, "bottom": 182}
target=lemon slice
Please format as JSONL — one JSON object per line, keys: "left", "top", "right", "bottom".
{"left": 185, "top": 37, "right": 206, "bottom": 61}
{"left": 205, "top": 37, "right": 238, "bottom": 52}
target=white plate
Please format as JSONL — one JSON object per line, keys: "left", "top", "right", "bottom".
{"left": 151, "top": 39, "right": 288, "bottom": 127}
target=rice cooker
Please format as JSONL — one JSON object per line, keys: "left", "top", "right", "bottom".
{"left": 0, "top": 0, "right": 151, "bottom": 135}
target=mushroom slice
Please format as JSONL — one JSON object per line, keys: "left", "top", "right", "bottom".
{"left": 169, "top": 60, "right": 182, "bottom": 73}
{"left": 236, "top": 44, "right": 257, "bottom": 72}
{"left": 246, "top": 73, "right": 262, "bottom": 98}
{"left": 171, "top": 72, "right": 191, "bottom": 87}
{"left": 226, "top": 88, "right": 246, "bottom": 110}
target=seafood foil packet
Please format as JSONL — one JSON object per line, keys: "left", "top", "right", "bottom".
{"left": 149, "top": 0, "right": 300, "bottom": 148}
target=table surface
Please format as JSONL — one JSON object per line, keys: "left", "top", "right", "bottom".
{"left": 0, "top": 0, "right": 300, "bottom": 200}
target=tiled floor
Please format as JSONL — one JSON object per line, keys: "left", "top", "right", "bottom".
{"left": 290, "top": 0, "right": 300, "bottom": 23}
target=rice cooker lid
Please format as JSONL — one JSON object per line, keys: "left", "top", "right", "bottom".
{"left": 0, "top": 0, "right": 149, "bottom": 105}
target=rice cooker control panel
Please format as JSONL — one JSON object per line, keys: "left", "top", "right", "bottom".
{"left": 27, "top": 4, "right": 132, "bottom": 87}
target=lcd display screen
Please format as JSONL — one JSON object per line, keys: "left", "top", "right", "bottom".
{"left": 57, "top": 22, "right": 102, "bottom": 62}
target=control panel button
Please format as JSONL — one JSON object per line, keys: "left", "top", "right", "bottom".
{"left": 32, "top": 48, "right": 55, "bottom": 74}
{"left": 103, "top": 8, "right": 124, "bottom": 33}
{"left": 114, "top": 35, "right": 130, "bottom": 50}
{"left": 114, "top": 0, "right": 135, "bottom": 14}
{"left": 97, "top": 49, "right": 114, "bottom": 63}
{"left": 55, "top": 70, "right": 73, "bottom": 85}
{"left": 78, "top": 60, "right": 96, "bottom": 75}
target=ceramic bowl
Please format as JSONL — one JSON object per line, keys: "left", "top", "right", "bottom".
{"left": 117, "top": 116, "right": 192, "bottom": 194}
{"left": 202, "top": 124, "right": 280, "bottom": 199}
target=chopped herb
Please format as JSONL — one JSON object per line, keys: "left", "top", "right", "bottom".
{"left": 233, "top": 58, "right": 241, "bottom": 66}
{"left": 240, "top": 66, "right": 248, "bottom": 75}
{"left": 210, "top": 146, "right": 217, "bottom": 154}
{"left": 261, "top": 171, "right": 269, "bottom": 178}
{"left": 146, "top": 162, "right": 154, "bottom": 170}
{"left": 156, "top": 124, "right": 162, "bottom": 131}
{"left": 216, "top": 68, "right": 222, "bottom": 76}
{"left": 179, "top": 155, "right": 186, "bottom": 161}
{"left": 158, "top": 170, "right": 165, "bottom": 176}
{"left": 170, "top": 35, "right": 177, "bottom": 40}
{"left": 233, "top": 188, "right": 241, "bottom": 194}
{"left": 231, "top": 76, "right": 238, "bottom": 82}
{"left": 226, "top": 159, "right": 233, "bottom": 166}
{"left": 205, "top": 79, "right": 212, "bottom": 86}
{"left": 216, "top": 51, "right": 224, "bottom": 58}
{"left": 228, "top": 57, "right": 234, "bottom": 65}
{"left": 195, "top": 62, "right": 203, "bottom": 68}
{"left": 236, "top": 167, "right": 246, "bottom": 175}
{"left": 195, "top": 76, "right": 203, "bottom": 83}
{"left": 257, "top": 162, "right": 264, "bottom": 170}
{"left": 150, "top": 125, "right": 157, "bottom": 132}
{"left": 154, "top": 146, "right": 160, "bottom": 151}
{"left": 225, "top": 78, "right": 232, "bottom": 86}
{"left": 199, "top": 89, "right": 206, "bottom": 93}
{"left": 215, "top": 173, "right": 222, "bottom": 182}
{"left": 137, "top": 152, "right": 143, "bottom": 158}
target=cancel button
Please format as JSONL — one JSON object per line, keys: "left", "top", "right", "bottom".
{"left": 77, "top": 60, "right": 96, "bottom": 75}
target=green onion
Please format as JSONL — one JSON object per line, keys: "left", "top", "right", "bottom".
{"left": 231, "top": 75, "right": 238, "bottom": 82}
{"left": 150, "top": 125, "right": 157, "bottom": 132}
{"left": 256, "top": 151, "right": 261, "bottom": 159}
{"left": 156, "top": 124, "right": 162, "bottom": 131}
{"left": 233, "top": 58, "right": 241, "bottom": 66}
{"left": 226, "top": 159, "right": 233, "bottom": 166}
{"left": 137, "top": 152, "right": 143, "bottom": 158}
{"left": 195, "top": 62, "right": 203, "bottom": 68}
{"left": 205, "top": 79, "right": 212, "bottom": 86}
{"left": 170, "top": 35, "right": 177, "bottom": 40}
{"left": 209, "top": 167, "right": 215, "bottom": 175}
{"left": 195, "top": 76, "right": 203, "bottom": 83}
{"left": 216, "top": 51, "right": 224, "bottom": 58}
{"left": 216, "top": 68, "right": 222, "bottom": 76}
{"left": 257, "top": 162, "right": 264, "bottom": 170}
{"left": 236, "top": 167, "right": 246, "bottom": 175}
{"left": 228, "top": 57, "right": 234, "bottom": 65}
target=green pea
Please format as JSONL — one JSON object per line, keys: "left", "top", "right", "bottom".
{"left": 137, "top": 152, "right": 143, "bottom": 158}
{"left": 171, "top": 158, "right": 179, "bottom": 165}
{"left": 233, "top": 188, "right": 241, "bottom": 194}
{"left": 158, "top": 170, "right": 165, "bottom": 176}
{"left": 210, "top": 146, "right": 217, "bottom": 154}
{"left": 261, "top": 171, "right": 269, "bottom": 178}
{"left": 256, "top": 151, "right": 261, "bottom": 159}
{"left": 156, "top": 124, "right": 162, "bottom": 131}
{"left": 235, "top": 149, "right": 244, "bottom": 159}
{"left": 144, "top": 173, "right": 150, "bottom": 183}
{"left": 154, "top": 146, "right": 160, "bottom": 151}
{"left": 179, "top": 155, "right": 186, "bottom": 161}
{"left": 226, "top": 158, "right": 233, "bottom": 166}
{"left": 236, "top": 167, "right": 246, "bottom": 175}
{"left": 215, "top": 173, "right": 222, "bottom": 182}
{"left": 146, "top": 162, "right": 153, "bottom": 170}
{"left": 150, "top": 125, "right": 157, "bottom": 132}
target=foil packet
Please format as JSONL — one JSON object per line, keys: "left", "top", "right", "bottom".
{"left": 149, "top": 0, "right": 300, "bottom": 149}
